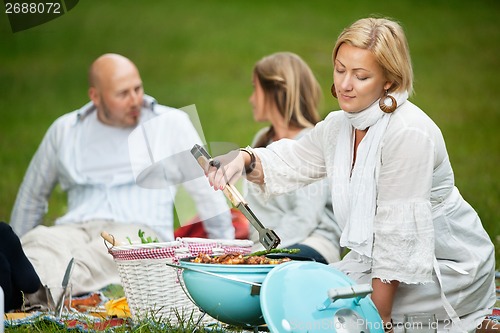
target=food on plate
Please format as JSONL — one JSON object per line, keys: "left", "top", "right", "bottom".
{"left": 190, "top": 252, "right": 292, "bottom": 265}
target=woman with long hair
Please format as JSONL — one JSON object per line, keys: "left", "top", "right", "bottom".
{"left": 245, "top": 52, "right": 341, "bottom": 264}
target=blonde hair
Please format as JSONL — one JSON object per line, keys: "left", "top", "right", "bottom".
{"left": 332, "top": 17, "right": 413, "bottom": 95}
{"left": 253, "top": 52, "right": 322, "bottom": 147}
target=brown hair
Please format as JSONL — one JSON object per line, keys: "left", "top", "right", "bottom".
{"left": 253, "top": 52, "right": 322, "bottom": 147}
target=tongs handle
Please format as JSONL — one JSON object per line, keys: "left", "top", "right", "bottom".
{"left": 190, "top": 144, "right": 245, "bottom": 207}
{"left": 223, "top": 185, "right": 246, "bottom": 207}
{"left": 191, "top": 144, "right": 281, "bottom": 250}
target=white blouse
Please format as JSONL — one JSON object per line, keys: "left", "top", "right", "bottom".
{"left": 245, "top": 128, "right": 342, "bottom": 261}
{"left": 254, "top": 100, "right": 495, "bottom": 330}
{"left": 10, "top": 96, "right": 234, "bottom": 242}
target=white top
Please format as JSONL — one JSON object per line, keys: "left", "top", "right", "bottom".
{"left": 80, "top": 112, "right": 132, "bottom": 182}
{"left": 253, "top": 100, "right": 495, "bottom": 329}
{"left": 245, "top": 128, "right": 342, "bottom": 262}
{"left": 10, "top": 95, "right": 234, "bottom": 242}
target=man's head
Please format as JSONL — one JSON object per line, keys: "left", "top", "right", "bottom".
{"left": 88, "top": 53, "right": 144, "bottom": 127}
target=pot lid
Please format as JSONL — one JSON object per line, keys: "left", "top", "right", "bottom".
{"left": 260, "top": 261, "right": 384, "bottom": 333}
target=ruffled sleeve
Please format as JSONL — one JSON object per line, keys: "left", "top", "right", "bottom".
{"left": 254, "top": 116, "right": 334, "bottom": 198}
{"left": 372, "top": 123, "right": 436, "bottom": 284}
{"left": 372, "top": 202, "right": 434, "bottom": 284}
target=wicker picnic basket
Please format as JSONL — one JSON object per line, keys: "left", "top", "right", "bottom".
{"left": 106, "top": 237, "right": 253, "bottom": 323}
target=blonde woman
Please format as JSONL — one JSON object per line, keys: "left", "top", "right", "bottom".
{"left": 245, "top": 52, "right": 341, "bottom": 264}
{"left": 206, "top": 19, "right": 496, "bottom": 332}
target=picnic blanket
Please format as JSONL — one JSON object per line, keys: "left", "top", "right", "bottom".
{"left": 4, "top": 291, "right": 130, "bottom": 332}
{"left": 6, "top": 307, "right": 500, "bottom": 332}
{"left": 4, "top": 272, "right": 500, "bottom": 332}
{"left": 5, "top": 312, "right": 127, "bottom": 332}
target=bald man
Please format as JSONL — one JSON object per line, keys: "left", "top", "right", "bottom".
{"left": 9, "top": 53, "right": 234, "bottom": 297}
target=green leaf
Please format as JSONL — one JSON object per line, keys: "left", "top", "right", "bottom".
{"left": 246, "top": 248, "right": 301, "bottom": 257}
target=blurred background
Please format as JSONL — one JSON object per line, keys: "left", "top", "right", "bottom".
{"left": 0, "top": 0, "right": 498, "bottom": 262}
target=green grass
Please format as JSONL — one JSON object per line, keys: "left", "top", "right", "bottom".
{"left": 0, "top": 0, "right": 498, "bottom": 296}
{"left": 6, "top": 283, "right": 248, "bottom": 332}
{"left": 4, "top": 312, "right": 242, "bottom": 333}
{"left": 5, "top": 317, "right": 196, "bottom": 333}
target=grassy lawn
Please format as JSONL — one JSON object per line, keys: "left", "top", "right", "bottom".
{"left": 4, "top": 315, "right": 247, "bottom": 333}
{"left": 0, "top": 1, "right": 499, "bottom": 330}
{"left": 1, "top": 0, "right": 498, "bottom": 244}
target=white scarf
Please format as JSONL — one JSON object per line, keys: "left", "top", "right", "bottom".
{"left": 332, "top": 91, "right": 409, "bottom": 260}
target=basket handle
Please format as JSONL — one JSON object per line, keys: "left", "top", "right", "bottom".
{"left": 101, "top": 231, "right": 122, "bottom": 249}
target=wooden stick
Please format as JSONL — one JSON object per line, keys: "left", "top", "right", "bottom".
{"left": 100, "top": 231, "right": 122, "bottom": 246}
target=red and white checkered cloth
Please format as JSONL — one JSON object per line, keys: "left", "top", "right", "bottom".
{"left": 109, "top": 238, "right": 252, "bottom": 261}
{"left": 110, "top": 247, "right": 178, "bottom": 260}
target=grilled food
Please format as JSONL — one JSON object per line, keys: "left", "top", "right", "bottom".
{"left": 190, "top": 252, "right": 292, "bottom": 265}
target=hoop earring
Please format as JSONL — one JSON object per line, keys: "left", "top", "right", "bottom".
{"left": 379, "top": 91, "right": 397, "bottom": 113}
{"left": 331, "top": 83, "right": 337, "bottom": 98}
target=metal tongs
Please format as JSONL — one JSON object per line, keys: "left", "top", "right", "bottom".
{"left": 191, "top": 144, "right": 280, "bottom": 251}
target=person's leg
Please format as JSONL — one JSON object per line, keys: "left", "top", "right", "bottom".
{"left": 69, "top": 221, "right": 160, "bottom": 295}
{"left": 0, "top": 222, "right": 41, "bottom": 311}
{"left": 0, "top": 222, "right": 41, "bottom": 293}
{"left": 0, "top": 253, "right": 14, "bottom": 311}
{"left": 22, "top": 221, "right": 161, "bottom": 296}
{"left": 21, "top": 224, "right": 87, "bottom": 290}
{"left": 476, "top": 319, "right": 500, "bottom": 332}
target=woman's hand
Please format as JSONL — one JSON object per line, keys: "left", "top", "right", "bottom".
{"left": 207, "top": 149, "right": 245, "bottom": 190}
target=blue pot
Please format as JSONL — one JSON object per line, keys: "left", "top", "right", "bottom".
{"left": 179, "top": 259, "right": 384, "bottom": 332}
{"left": 179, "top": 258, "right": 274, "bottom": 327}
